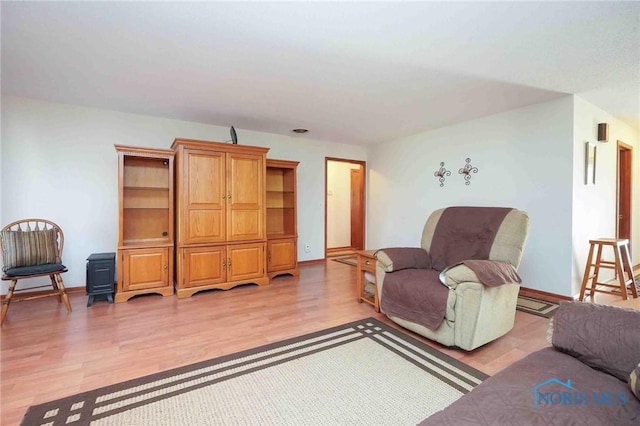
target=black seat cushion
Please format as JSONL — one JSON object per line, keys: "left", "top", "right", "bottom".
{"left": 4, "top": 263, "right": 67, "bottom": 277}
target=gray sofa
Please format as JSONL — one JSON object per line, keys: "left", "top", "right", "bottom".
{"left": 420, "top": 302, "right": 640, "bottom": 425}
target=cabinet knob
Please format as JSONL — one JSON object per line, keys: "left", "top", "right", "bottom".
{"left": 163, "top": 264, "right": 168, "bottom": 271}
{"left": 365, "top": 260, "right": 371, "bottom": 265}
{"left": 227, "top": 259, "right": 232, "bottom": 269}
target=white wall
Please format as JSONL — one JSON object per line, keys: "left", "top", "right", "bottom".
{"left": 571, "top": 96, "right": 640, "bottom": 295}
{"left": 1, "top": 96, "right": 367, "bottom": 290}
{"left": 3, "top": 95, "right": 637, "bottom": 298}
{"left": 0, "top": 99, "right": 3, "bottom": 229}
{"left": 368, "top": 96, "right": 575, "bottom": 296}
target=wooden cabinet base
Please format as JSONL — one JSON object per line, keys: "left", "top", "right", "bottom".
{"left": 116, "top": 246, "right": 173, "bottom": 303}
{"left": 175, "top": 276, "right": 270, "bottom": 298}
{"left": 268, "top": 268, "right": 300, "bottom": 279}
{"left": 266, "top": 238, "right": 298, "bottom": 279}
{"left": 115, "top": 287, "right": 174, "bottom": 303}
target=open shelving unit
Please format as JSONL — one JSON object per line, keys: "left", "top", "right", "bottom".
{"left": 115, "top": 145, "right": 175, "bottom": 302}
{"left": 266, "top": 166, "right": 296, "bottom": 238}
{"left": 266, "top": 159, "right": 299, "bottom": 278}
{"left": 122, "top": 156, "right": 172, "bottom": 245}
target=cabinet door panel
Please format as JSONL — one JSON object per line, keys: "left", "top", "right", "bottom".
{"left": 183, "top": 150, "right": 226, "bottom": 243}
{"left": 182, "top": 247, "right": 226, "bottom": 288}
{"left": 227, "top": 154, "right": 264, "bottom": 241}
{"left": 228, "top": 155, "right": 262, "bottom": 206}
{"left": 187, "top": 152, "right": 224, "bottom": 204}
{"left": 228, "top": 210, "right": 262, "bottom": 241}
{"left": 122, "top": 248, "right": 168, "bottom": 291}
{"left": 268, "top": 239, "right": 296, "bottom": 271}
{"left": 187, "top": 210, "right": 224, "bottom": 243}
{"left": 228, "top": 243, "right": 265, "bottom": 282}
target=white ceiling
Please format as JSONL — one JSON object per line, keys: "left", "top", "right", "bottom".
{"left": 2, "top": 2, "right": 639, "bottom": 145}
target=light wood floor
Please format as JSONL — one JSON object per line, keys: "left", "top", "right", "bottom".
{"left": 0, "top": 260, "right": 625, "bottom": 425}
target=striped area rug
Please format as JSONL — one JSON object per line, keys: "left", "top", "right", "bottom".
{"left": 516, "top": 295, "right": 560, "bottom": 318}
{"left": 22, "top": 318, "right": 488, "bottom": 426}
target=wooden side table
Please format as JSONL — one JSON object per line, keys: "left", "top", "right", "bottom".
{"left": 356, "top": 250, "right": 379, "bottom": 312}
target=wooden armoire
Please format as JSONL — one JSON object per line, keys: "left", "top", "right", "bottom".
{"left": 172, "top": 139, "right": 270, "bottom": 298}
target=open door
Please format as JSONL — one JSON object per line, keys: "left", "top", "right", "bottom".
{"left": 617, "top": 141, "right": 633, "bottom": 255}
{"left": 325, "top": 158, "right": 366, "bottom": 257}
{"left": 350, "top": 167, "right": 364, "bottom": 251}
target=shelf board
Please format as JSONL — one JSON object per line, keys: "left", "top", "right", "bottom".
{"left": 122, "top": 238, "right": 171, "bottom": 246}
{"left": 124, "top": 186, "right": 169, "bottom": 191}
{"left": 267, "top": 232, "right": 296, "bottom": 239}
{"left": 123, "top": 207, "right": 169, "bottom": 210}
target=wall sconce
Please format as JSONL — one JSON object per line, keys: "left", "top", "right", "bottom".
{"left": 434, "top": 162, "right": 451, "bottom": 187}
{"left": 458, "top": 158, "right": 478, "bottom": 185}
{"left": 597, "top": 123, "right": 609, "bottom": 142}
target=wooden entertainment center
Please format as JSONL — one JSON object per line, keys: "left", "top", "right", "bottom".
{"left": 115, "top": 139, "right": 299, "bottom": 301}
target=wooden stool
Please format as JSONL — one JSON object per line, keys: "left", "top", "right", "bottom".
{"left": 579, "top": 238, "right": 638, "bottom": 301}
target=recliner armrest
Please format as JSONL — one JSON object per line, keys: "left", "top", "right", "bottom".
{"left": 374, "top": 247, "right": 431, "bottom": 272}
{"left": 440, "top": 260, "right": 520, "bottom": 288}
{"left": 439, "top": 264, "right": 480, "bottom": 288}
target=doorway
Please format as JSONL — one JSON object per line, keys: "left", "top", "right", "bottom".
{"left": 325, "top": 158, "right": 365, "bottom": 257}
{"left": 616, "top": 141, "right": 633, "bottom": 256}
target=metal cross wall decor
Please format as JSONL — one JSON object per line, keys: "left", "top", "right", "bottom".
{"left": 458, "top": 158, "right": 478, "bottom": 185}
{"left": 434, "top": 162, "right": 451, "bottom": 187}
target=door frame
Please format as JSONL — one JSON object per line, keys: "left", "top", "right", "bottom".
{"left": 616, "top": 140, "right": 633, "bottom": 255}
{"left": 324, "top": 157, "right": 366, "bottom": 258}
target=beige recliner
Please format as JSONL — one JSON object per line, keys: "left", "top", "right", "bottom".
{"left": 375, "top": 207, "right": 530, "bottom": 351}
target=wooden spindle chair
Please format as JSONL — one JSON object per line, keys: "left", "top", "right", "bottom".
{"left": 1, "top": 219, "right": 72, "bottom": 326}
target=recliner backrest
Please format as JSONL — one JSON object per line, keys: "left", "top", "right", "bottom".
{"left": 421, "top": 207, "right": 530, "bottom": 270}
